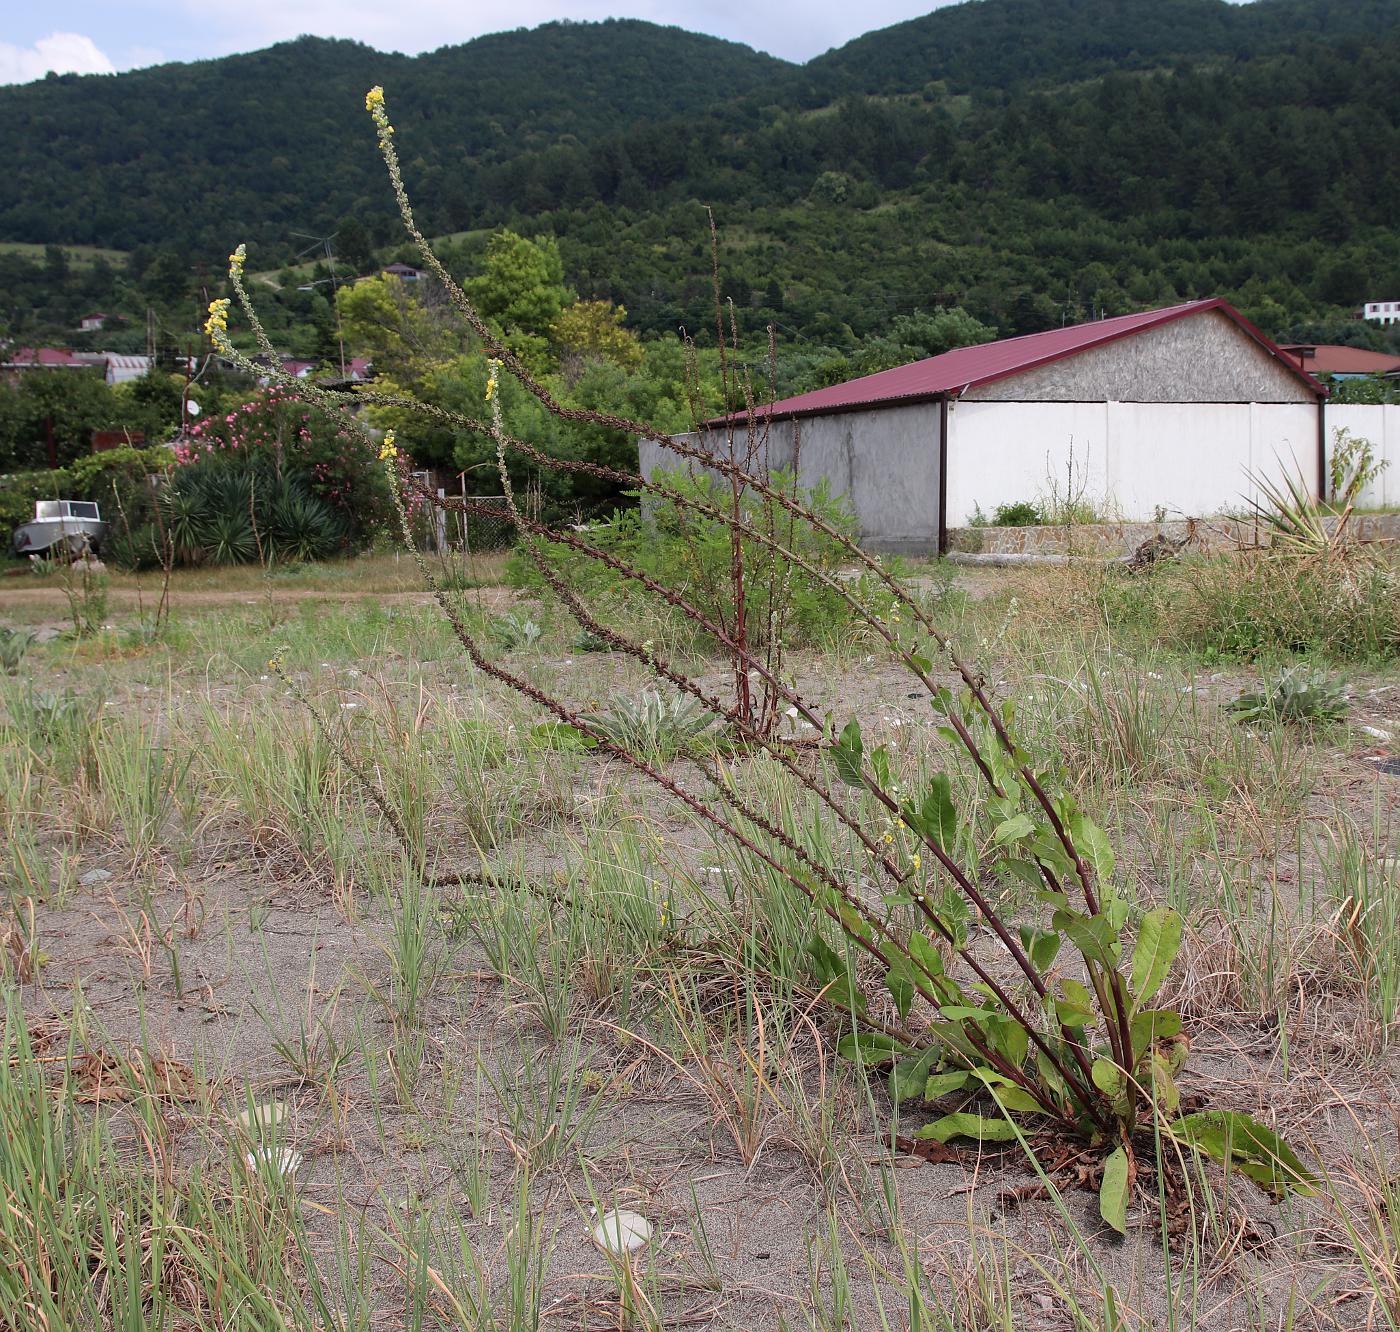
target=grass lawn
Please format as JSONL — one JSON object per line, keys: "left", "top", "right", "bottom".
{"left": 2, "top": 547, "right": 1399, "bottom": 1329}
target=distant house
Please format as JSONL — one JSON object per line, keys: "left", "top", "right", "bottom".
{"left": 1362, "top": 300, "right": 1400, "bottom": 326}
{"left": 382, "top": 262, "right": 422, "bottom": 281}
{"left": 70, "top": 351, "right": 153, "bottom": 383}
{"left": 4, "top": 346, "right": 91, "bottom": 370}
{"left": 642, "top": 299, "right": 1328, "bottom": 552}
{"left": 78, "top": 312, "right": 114, "bottom": 332}
{"left": 282, "top": 359, "right": 318, "bottom": 379}
{"left": 1, "top": 347, "right": 96, "bottom": 384}
{"left": 1280, "top": 344, "right": 1400, "bottom": 380}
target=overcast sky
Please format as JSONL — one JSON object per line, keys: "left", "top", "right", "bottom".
{"left": 0, "top": 2, "right": 968, "bottom": 85}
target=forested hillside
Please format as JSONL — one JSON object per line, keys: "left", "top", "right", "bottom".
{"left": 2, "top": 0, "right": 1398, "bottom": 352}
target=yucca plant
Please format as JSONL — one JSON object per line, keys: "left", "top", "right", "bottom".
{"left": 204, "top": 87, "right": 1318, "bottom": 1233}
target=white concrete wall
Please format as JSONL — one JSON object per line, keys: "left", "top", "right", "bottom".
{"left": 945, "top": 399, "right": 1320, "bottom": 524}
{"left": 1325, "top": 404, "right": 1400, "bottom": 507}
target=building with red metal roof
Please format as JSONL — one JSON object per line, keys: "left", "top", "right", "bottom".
{"left": 644, "top": 299, "right": 1331, "bottom": 554}
{"left": 1279, "top": 344, "right": 1400, "bottom": 380}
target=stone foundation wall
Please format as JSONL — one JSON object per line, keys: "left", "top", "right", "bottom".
{"left": 947, "top": 512, "right": 1400, "bottom": 557}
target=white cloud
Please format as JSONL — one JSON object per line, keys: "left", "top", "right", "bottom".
{"left": 0, "top": 32, "right": 117, "bottom": 85}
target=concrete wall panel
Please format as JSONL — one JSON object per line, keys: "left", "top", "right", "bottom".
{"left": 1326, "top": 404, "right": 1400, "bottom": 507}
{"left": 639, "top": 401, "right": 942, "bottom": 553}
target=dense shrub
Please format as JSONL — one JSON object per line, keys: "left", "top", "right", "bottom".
{"left": 509, "top": 468, "right": 865, "bottom": 649}
{"left": 177, "top": 388, "right": 391, "bottom": 546}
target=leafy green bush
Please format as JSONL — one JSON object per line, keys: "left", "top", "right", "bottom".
{"left": 510, "top": 468, "right": 862, "bottom": 649}
{"left": 968, "top": 500, "right": 1044, "bottom": 528}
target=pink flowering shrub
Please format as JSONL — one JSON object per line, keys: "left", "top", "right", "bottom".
{"left": 175, "top": 389, "right": 392, "bottom": 545}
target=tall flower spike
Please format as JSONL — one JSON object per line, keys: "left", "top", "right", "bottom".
{"left": 228, "top": 244, "right": 247, "bottom": 279}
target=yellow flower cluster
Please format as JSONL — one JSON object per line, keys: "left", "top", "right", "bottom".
{"left": 378, "top": 430, "right": 398, "bottom": 461}
{"left": 228, "top": 244, "right": 246, "bottom": 279}
{"left": 485, "top": 358, "right": 501, "bottom": 402}
{"left": 365, "top": 84, "right": 393, "bottom": 135}
{"left": 204, "top": 297, "right": 230, "bottom": 337}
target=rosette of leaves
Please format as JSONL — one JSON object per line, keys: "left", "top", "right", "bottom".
{"left": 1230, "top": 667, "right": 1348, "bottom": 727}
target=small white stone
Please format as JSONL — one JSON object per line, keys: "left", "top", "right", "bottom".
{"left": 79, "top": 868, "right": 112, "bottom": 887}
{"left": 591, "top": 1209, "right": 652, "bottom": 1255}
{"left": 238, "top": 1101, "right": 287, "bottom": 1133}
{"left": 246, "top": 1146, "right": 303, "bottom": 1177}
{"left": 1361, "top": 725, "right": 1392, "bottom": 741}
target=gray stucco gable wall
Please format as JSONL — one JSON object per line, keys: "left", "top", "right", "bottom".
{"left": 637, "top": 399, "right": 943, "bottom": 555}
{"left": 963, "top": 309, "right": 1314, "bottom": 404}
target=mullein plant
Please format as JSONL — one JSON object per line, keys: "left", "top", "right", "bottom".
{"left": 202, "top": 87, "right": 1315, "bottom": 1232}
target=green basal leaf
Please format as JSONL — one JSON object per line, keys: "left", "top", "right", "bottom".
{"left": 987, "top": 1084, "right": 1046, "bottom": 1115}
{"left": 923, "top": 1070, "right": 972, "bottom": 1101}
{"left": 836, "top": 1031, "right": 909, "bottom": 1064}
{"left": 914, "top": 1112, "right": 1019, "bottom": 1144}
{"left": 1171, "top": 1110, "right": 1316, "bottom": 1196}
{"left": 1130, "top": 908, "right": 1183, "bottom": 1005}
{"left": 529, "top": 721, "right": 597, "bottom": 750}
{"left": 1091, "top": 1058, "right": 1124, "bottom": 1096}
{"left": 939, "top": 1004, "right": 996, "bottom": 1021}
{"left": 831, "top": 717, "right": 864, "bottom": 787}
{"left": 1099, "top": 1145, "right": 1129, "bottom": 1234}
{"left": 1149, "top": 1053, "right": 1180, "bottom": 1113}
{"left": 889, "top": 1047, "right": 942, "bottom": 1103}
{"left": 983, "top": 1013, "right": 1030, "bottom": 1068}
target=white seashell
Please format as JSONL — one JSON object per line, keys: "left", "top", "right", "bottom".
{"left": 591, "top": 1209, "right": 652, "bottom": 1255}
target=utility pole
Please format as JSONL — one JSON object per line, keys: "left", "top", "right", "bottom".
{"left": 290, "top": 231, "right": 347, "bottom": 378}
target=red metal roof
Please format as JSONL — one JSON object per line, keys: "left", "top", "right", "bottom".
{"left": 1279, "top": 344, "right": 1400, "bottom": 377}
{"left": 5, "top": 347, "right": 90, "bottom": 368}
{"left": 735, "top": 299, "right": 1324, "bottom": 421}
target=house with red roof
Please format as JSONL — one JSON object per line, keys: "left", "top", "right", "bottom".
{"left": 1, "top": 346, "right": 101, "bottom": 385}
{"left": 1279, "top": 344, "right": 1400, "bottom": 380}
{"left": 642, "top": 299, "right": 1329, "bottom": 553}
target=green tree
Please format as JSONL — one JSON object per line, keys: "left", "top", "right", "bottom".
{"left": 466, "top": 230, "right": 573, "bottom": 341}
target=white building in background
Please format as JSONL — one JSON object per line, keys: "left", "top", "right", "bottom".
{"left": 71, "top": 352, "right": 152, "bottom": 383}
{"left": 1362, "top": 300, "right": 1400, "bottom": 325}
{"left": 643, "top": 299, "right": 1331, "bottom": 553}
